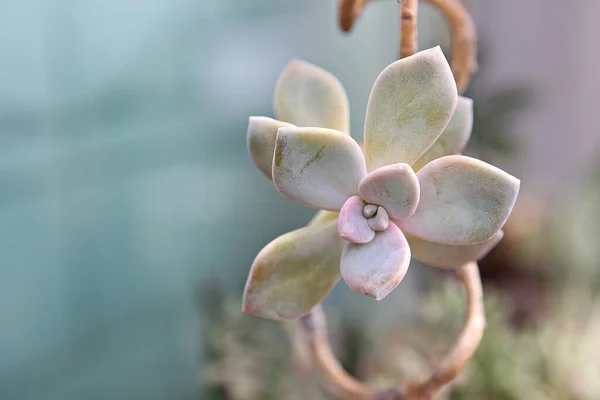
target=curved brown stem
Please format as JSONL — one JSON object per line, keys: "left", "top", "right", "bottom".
{"left": 337, "top": 0, "right": 477, "bottom": 93}
{"left": 300, "top": 307, "right": 375, "bottom": 399}
{"left": 402, "top": 261, "right": 485, "bottom": 398}
{"left": 399, "top": 0, "right": 419, "bottom": 58}
{"left": 299, "top": 261, "right": 485, "bottom": 399}
{"left": 338, "top": 0, "right": 372, "bottom": 32}
{"left": 422, "top": 0, "right": 477, "bottom": 93}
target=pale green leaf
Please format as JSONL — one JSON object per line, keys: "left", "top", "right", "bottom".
{"left": 413, "top": 96, "right": 474, "bottom": 171}
{"left": 242, "top": 220, "right": 344, "bottom": 320}
{"left": 397, "top": 155, "right": 520, "bottom": 245}
{"left": 364, "top": 46, "right": 458, "bottom": 171}
{"left": 309, "top": 210, "right": 339, "bottom": 225}
{"left": 408, "top": 230, "right": 504, "bottom": 269}
{"left": 274, "top": 59, "right": 350, "bottom": 133}
{"left": 273, "top": 127, "right": 366, "bottom": 211}
{"left": 247, "top": 116, "right": 295, "bottom": 179}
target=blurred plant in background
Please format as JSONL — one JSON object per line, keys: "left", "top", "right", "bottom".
{"left": 202, "top": 227, "right": 600, "bottom": 399}
{"left": 463, "top": 45, "right": 534, "bottom": 163}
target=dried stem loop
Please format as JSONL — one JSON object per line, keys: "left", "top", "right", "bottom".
{"left": 337, "top": 0, "right": 477, "bottom": 93}
{"left": 299, "top": 261, "right": 485, "bottom": 399}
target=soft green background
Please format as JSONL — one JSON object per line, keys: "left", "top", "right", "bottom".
{"left": 0, "top": 1, "right": 452, "bottom": 399}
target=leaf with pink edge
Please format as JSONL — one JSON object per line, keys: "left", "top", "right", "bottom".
{"left": 273, "top": 127, "right": 367, "bottom": 211}
{"left": 408, "top": 230, "right": 504, "bottom": 269}
{"left": 340, "top": 222, "right": 411, "bottom": 300}
{"left": 242, "top": 220, "right": 344, "bottom": 320}
{"left": 397, "top": 155, "right": 520, "bottom": 245}
{"left": 274, "top": 59, "right": 350, "bottom": 133}
{"left": 364, "top": 46, "right": 458, "bottom": 171}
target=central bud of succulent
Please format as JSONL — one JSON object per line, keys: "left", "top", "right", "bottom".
{"left": 362, "top": 203, "right": 389, "bottom": 232}
{"left": 337, "top": 162, "right": 422, "bottom": 245}
{"left": 337, "top": 196, "right": 396, "bottom": 244}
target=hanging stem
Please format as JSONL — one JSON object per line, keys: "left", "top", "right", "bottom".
{"left": 422, "top": 0, "right": 477, "bottom": 93}
{"left": 299, "top": 262, "right": 485, "bottom": 399}
{"left": 338, "top": 0, "right": 477, "bottom": 93}
{"left": 399, "top": 0, "right": 419, "bottom": 58}
{"left": 403, "top": 261, "right": 485, "bottom": 398}
{"left": 339, "top": 0, "right": 372, "bottom": 32}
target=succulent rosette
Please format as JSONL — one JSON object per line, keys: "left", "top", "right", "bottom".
{"left": 243, "top": 47, "right": 520, "bottom": 320}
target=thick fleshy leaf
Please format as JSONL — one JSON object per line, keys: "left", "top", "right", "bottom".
{"left": 273, "top": 127, "right": 367, "bottom": 211}
{"left": 338, "top": 196, "right": 375, "bottom": 244}
{"left": 242, "top": 220, "right": 344, "bottom": 320}
{"left": 358, "top": 163, "right": 420, "bottom": 220}
{"left": 340, "top": 222, "right": 410, "bottom": 300}
{"left": 364, "top": 46, "right": 458, "bottom": 171}
{"left": 274, "top": 59, "right": 350, "bottom": 133}
{"left": 397, "top": 155, "right": 520, "bottom": 245}
{"left": 412, "top": 96, "right": 474, "bottom": 171}
{"left": 408, "top": 230, "right": 504, "bottom": 269}
{"left": 247, "top": 116, "right": 295, "bottom": 179}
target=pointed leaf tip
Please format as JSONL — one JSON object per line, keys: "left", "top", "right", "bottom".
{"left": 247, "top": 116, "right": 295, "bottom": 179}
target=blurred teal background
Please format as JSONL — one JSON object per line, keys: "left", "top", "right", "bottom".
{"left": 1, "top": 1, "right": 599, "bottom": 399}
{"left": 0, "top": 1, "right": 415, "bottom": 398}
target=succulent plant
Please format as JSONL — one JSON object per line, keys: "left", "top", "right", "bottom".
{"left": 242, "top": 46, "right": 520, "bottom": 321}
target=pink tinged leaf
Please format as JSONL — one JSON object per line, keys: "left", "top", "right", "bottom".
{"left": 338, "top": 196, "right": 375, "bottom": 244}
{"left": 363, "top": 46, "right": 458, "bottom": 171}
{"left": 247, "top": 116, "right": 295, "bottom": 180}
{"left": 274, "top": 59, "right": 350, "bottom": 133}
{"left": 397, "top": 155, "right": 520, "bottom": 245}
{"left": 242, "top": 220, "right": 345, "bottom": 320}
{"left": 358, "top": 163, "right": 420, "bottom": 220}
{"left": 412, "top": 96, "right": 474, "bottom": 171}
{"left": 408, "top": 230, "right": 504, "bottom": 269}
{"left": 340, "top": 222, "right": 411, "bottom": 301}
{"left": 272, "top": 127, "right": 367, "bottom": 211}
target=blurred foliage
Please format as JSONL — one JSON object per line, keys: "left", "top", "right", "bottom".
{"left": 546, "top": 157, "right": 600, "bottom": 294}
{"left": 199, "top": 285, "right": 327, "bottom": 400}
{"left": 463, "top": 44, "right": 534, "bottom": 162}
{"left": 200, "top": 156, "right": 600, "bottom": 400}
{"left": 201, "top": 271, "right": 600, "bottom": 400}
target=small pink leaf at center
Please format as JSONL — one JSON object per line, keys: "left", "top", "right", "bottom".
{"left": 340, "top": 222, "right": 411, "bottom": 300}
{"left": 338, "top": 196, "right": 375, "bottom": 244}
